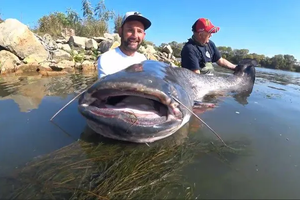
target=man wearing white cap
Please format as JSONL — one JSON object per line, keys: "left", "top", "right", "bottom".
{"left": 97, "top": 11, "right": 151, "bottom": 78}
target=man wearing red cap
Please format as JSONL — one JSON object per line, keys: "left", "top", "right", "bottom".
{"left": 180, "top": 18, "right": 236, "bottom": 74}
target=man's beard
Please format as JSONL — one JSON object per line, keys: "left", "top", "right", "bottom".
{"left": 121, "top": 33, "right": 141, "bottom": 52}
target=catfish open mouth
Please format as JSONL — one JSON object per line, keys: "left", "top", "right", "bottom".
{"left": 80, "top": 89, "right": 182, "bottom": 126}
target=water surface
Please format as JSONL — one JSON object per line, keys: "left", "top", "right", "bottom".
{"left": 0, "top": 67, "right": 299, "bottom": 199}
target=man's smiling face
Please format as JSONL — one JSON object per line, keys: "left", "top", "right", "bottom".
{"left": 119, "top": 20, "right": 146, "bottom": 52}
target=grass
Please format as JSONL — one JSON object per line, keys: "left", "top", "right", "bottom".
{"left": 0, "top": 127, "right": 250, "bottom": 200}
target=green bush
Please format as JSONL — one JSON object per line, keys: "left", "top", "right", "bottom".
{"left": 32, "top": 0, "right": 115, "bottom": 38}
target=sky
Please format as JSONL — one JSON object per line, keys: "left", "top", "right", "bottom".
{"left": 1, "top": 0, "right": 299, "bottom": 61}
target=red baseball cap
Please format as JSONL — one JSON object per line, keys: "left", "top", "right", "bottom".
{"left": 192, "top": 18, "right": 220, "bottom": 33}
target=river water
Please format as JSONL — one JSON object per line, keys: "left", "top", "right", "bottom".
{"left": 0, "top": 67, "right": 299, "bottom": 199}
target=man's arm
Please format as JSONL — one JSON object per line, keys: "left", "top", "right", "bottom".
{"left": 210, "top": 41, "right": 237, "bottom": 70}
{"left": 216, "top": 57, "right": 237, "bottom": 70}
{"left": 181, "top": 45, "right": 201, "bottom": 74}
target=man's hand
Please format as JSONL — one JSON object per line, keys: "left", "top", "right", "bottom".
{"left": 192, "top": 69, "right": 201, "bottom": 74}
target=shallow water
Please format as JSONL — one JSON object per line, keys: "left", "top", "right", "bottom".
{"left": 184, "top": 68, "right": 300, "bottom": 199}
{"left": 0, "top": 67, "right": 299, "bottom": 199}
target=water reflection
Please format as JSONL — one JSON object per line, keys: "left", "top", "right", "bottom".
{"left": 0, "top": 73, "right": 97, "bottom": 112}
{"left": 0, "top": 72, "right": 98, "bottom": 182}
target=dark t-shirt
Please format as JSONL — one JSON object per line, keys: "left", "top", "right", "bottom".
{"left": 180, "top": 38, "right": 221, "bottom": 71}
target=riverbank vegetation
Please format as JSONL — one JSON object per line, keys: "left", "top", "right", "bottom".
{"left": 2, "top": 0, "right": 300, "bottom": 72}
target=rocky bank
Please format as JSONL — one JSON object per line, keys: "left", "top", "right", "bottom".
{"left": 0, "top": 18, "right": 179, "bottom": 76}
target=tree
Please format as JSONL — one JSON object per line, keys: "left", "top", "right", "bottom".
{"left": 231, "top": 49, "right": 249, "bottom": 63}
{"left": 94, "top": 0, "right": 115, "bottom": 22}
{"left": 36, "top": 12, "right": 70, "bottom": 36}
{"left": 82, "top": 0, "right": 93, "bottom": 20}
{"left": 283, "top": 54, "right": 297, "bottom": 71}
{"left": 113, "top": 13, "right": 123, "bottom": 33}
{"left": 218, "top": 46, "right": 233, "bottom": 61}
{"left": 33, "top": 0, "right": 115, "bottom": 37}
{"left": 66, "top": 8, "right": 81, "bottom": 27}
{"left": 167, "top": 41, "right": 184, "bottom": 58}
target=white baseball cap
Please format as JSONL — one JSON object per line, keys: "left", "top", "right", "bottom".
{"left": 121, "top": 11, "right": 151, "bottom": 30}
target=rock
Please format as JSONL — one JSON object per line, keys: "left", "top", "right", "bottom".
{"left": 82, "top": 60, "right": 96, "bottom": 71}
{"left": 137, "top": 43, "right": 179, "bottom": 66}
{"left": 138, "top": 46, "right": 146, "bottom": 53}
{"left": 56, "top": 60, "right": 75, "bottom": 72}
{"left": 161, "top": 44, "right": 174, "bottom": 59}
{"left": 48, "top": 60, "right": 74, "bottom": 72}
{"left": 148, "top": 54, "right": 158, "bottom": 61}
{"left": 17, "top": 63, "right": 41, "bottom": 73}
{"left": 92, "top": 36, "right": 108, "bottom": 43}
{"left": 38, "top": 61, "right": 53, "bottom": 71}
{"left": 57, "top": 43, "right": 63, "bottom": 49}
{"left": 23, "top": 54, "right": 45, "bottom": 64}
{"left": 58, "top": 60, "right": 75, "bottom": 68}
{"left": 139, "top": 45, "right": 157, "bottom": 60}
{"left": 56, "top": 38, "right": 68, "bottom": 44}
{"left": 83, "top": 50, "right": 92, "bottom": 56}
{"left": 0, "top": 18, "right": 48, "bottom": 60}
{"left": 104, "top": 33, "right": 114, "bottom": 41}
{"left": 39, "top": 70, "right": 69, "bottom": 76}
{"left": 112, "top": 33, "right": 121, "bottom": 44}
{"left": 85, "top": 39, "right": 98, "bottom": 50}
{"left": 68, "top": 36, "right": 88, "bottom": 50}
{"left": 74, "top": 62, "right": 82, "bottom": 69}
{"left": 71, "top": 50, "right": 79, "bottom": 56}
{"left": 145, "top": 45, "right": 157, "bottom": 54}
{"left": 0, "top": 50, "right": 21, "bottom": 73}
{"left": 14, "top": 69, "right": 24, "bottom": 75}
{"left": 62, "top": 44, "right": 72, "bottom": 52}
{"left": 98, "top": 40, "right": 113, "bottom": 53}
{"left": 0, "top": 18, "right": 180, "bottom": 76}
{"left": 52, "top": 49, "right": 72, "bottom": 61}
{"left": 57, "top": 43, "right": 72, "bottom": 52}
{"left": 84, "top": 55, "right": 95, "bottom": 60}
{"left": 171, "top": 55, "right": 177, "bottom": 60}
{"left": 42, "top": 33, "right": 58, "bottom": 50}
{"left": 162, "top": 44, "right": 173, "bottom": 54}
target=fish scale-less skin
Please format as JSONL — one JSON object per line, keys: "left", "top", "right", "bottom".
{"left": 78, "top": 59, "right": 256, "bottom": 143}
{"left": 169, "top": 67, "right": 245, "bottom": 102}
